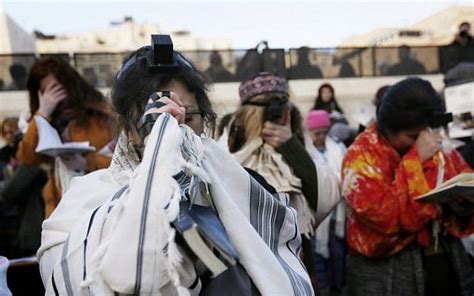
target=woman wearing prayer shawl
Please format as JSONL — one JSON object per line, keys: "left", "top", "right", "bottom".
{"left": 220, "top": 73, "right": 341, "bottom": 288}
{"left": 342, "top": 77, "right": 474, "bottom": 296}
{"left": 306, "top": 110, "right": 347, "bottom": 294}
{"left": 38, "top": 44, "right": 315, "bottom": 295}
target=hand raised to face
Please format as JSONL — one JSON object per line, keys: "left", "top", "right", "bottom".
{"left": 38, "top": 75, "right": 68, "bottom": 118}
{"left": 261, "top": 113, "right": 292, "bottom": 148}
{"left": 415, "top": 129, "right": 443, "bottom": 162}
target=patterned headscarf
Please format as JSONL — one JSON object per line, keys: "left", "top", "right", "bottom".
{"left": 238, "top": 72, "right": 289, "bottom": 103}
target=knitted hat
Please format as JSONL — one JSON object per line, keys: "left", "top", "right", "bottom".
{"left": 306, "top": 110, "right": 330, "bottom": 129}
{"left": 238, "top": 72, "right": 289, "bottom": 103}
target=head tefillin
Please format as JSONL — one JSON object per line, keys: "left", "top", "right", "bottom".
{"left": 147, "top": 35, "right": 179, "bottom": 73}
{"left": 132, "top": 34, "right": 183, "bottom": 142}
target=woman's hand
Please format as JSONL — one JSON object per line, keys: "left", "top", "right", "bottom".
{"left": 415, "top": 129, "right": 443, "bottom": 162}
{"left": 261, "top": 120, "right": 292, "bottom": 148}
{"left": 142, "top": 92, "right": 186, "bottom": 144}
{"left": 144, "top": 92, "right": 186, "bottom": 123}
{"left": 37, "top": 82, "right": 67, "bottom": 118}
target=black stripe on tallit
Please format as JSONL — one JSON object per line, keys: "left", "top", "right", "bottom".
{"left": 249, "top": 177, "right": 313, "bottom": 295}
{"left": 82, "top": 206, "right": 101, "bottom": 281}
{"left": 133, "top": 113, "right": 170, "bottom": 295}
{"left": 51, "top": 271, "right": 59, "bottom": 296}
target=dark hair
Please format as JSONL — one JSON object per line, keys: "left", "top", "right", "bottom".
{"left": 111, "top": 46, "right": 216, "bottom": 135}
{"left": 289, "top": 103, "right": 305, "bottom": 145}
{"left": 296, "top": 47, "right": 311, "bottom": 63}
{"left": 373, "top": 85, "right": 391, "bottom": 113}
{"left": 312, "top": 83, "right": 344, "bottom": 113}
{"left": 377, "top": 77, "right": 444, "bottom": 134}
{"left": 459, "top": 21, "right": 470, "bottom": 29}
{"left": 9, "top": 64, "right": 27, "bottom": 80}
{"left": 216, "top": 112, "right": 234, "bottom": 138}
{"left": 27, "top": 57, "right": 110, "bottom": 128}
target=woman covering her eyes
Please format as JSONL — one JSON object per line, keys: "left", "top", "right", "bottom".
{"left": 38, "top": 43, "right": 316, "bottom": 295}
{"left": 342, "top": 77, "right": 474, "bottom": 296}
{"left": 16, "top": 57, "right": 118, "bottom": 218}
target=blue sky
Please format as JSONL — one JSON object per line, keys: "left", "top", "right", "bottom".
{"left": 1, "top": 0, "right": 472, "bottom": 48}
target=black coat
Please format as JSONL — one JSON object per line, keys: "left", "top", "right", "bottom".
{"left": 1, "top": 164, "right": 46, "bottom": 257}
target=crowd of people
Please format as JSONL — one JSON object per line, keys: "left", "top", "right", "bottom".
{"left": 0, "top": 23, "right": 473, "bottom": 296}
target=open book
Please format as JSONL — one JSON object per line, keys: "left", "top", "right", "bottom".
{"left": 34, "top": 116, "right": 95, "bottom": 157}
{"left": 415, "top": 172, "right": 474, "bottom": 216}
{"left": 173, "top": 201, "right": 239, "bottom": 277}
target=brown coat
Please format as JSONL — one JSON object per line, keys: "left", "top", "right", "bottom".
{"left": 17, "top": 114, "right": 116, "bottom": 218}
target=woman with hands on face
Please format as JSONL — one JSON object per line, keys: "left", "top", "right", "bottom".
{"left": 16, "top": 57, "right": 118, "bottom": 218}
{"left": 37, "top": 77, "right": 68, "bottom": 120}
{"left": 37, "top": 47, "right": 320, "bottom": 296}
{"left": 151, "top": 72, "right": 327, "bottom": 290}
{"left": 342, "top": 77, "right": 474, "bottom": 296}
{"left": 260, "top": 116, "right": 293, "bottom": 148}
{"left": 226, "top": 73, "right": 341, "bottom": 290}
{"left": 227, "top": 73, "right": 319, "bottom": 214}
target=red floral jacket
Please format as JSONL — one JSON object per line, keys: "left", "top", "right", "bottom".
{"left": 341, "top": 124, "right": 473, "bottom": 257}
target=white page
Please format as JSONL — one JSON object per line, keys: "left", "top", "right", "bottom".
{"left": 34, "top": 115, "right": 63, "bottom": 151}
{"left": 34, "top": 115, "right": 95, "bottom": 157}
{"left": 444, "top": 82, "right": 474, "bottom": 114}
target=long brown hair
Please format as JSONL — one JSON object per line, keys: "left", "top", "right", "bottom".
{"left": 27, "top": 57, "right": 112, "bottom": 128}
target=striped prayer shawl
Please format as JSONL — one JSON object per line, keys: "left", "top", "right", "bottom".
{"left": 39, "top": 114, "right": 314, "bottom": 295}
{"left": 249, "top": 178, "right": 313, "bottom": 295}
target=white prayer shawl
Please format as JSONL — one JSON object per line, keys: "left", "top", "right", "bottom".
{"left": 313, "top": 137, "right": 346, "bottom": 259}
{"left": 302, "top": 133, "right": 342, "bottom": 226}
{"left": 38, "top": 113, "right": 314, "bottom": 295}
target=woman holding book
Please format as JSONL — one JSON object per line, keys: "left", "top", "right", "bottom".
{"left": 341, "top": 77, "right": 474, "bottom": 296}
{"left": 16, "top": 57, "right": 117, "bottom": 218}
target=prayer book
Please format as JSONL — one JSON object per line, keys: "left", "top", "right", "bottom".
{"left": 173, "top": 201, "right": 239, "bottom": 277}
{"left": 34, "top": 115, "right": 95, "bottom": 157}
{"left": 416, "top": 172, "right": 474, "bottom": 216}
{"left": 8, "top": 256, "right": 38, "bottom": 267}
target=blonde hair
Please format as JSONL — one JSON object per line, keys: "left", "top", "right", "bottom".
{"left": 228, "top": 93, "right": 287, "bottom": 152}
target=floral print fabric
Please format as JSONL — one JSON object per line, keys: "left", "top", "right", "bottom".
{"left": 341, "top": 124, "right": 473, "bottom": 257}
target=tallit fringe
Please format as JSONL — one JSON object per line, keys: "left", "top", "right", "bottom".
{"left": 164, "top": 226, "right": 189, "bottom": 296}
{"left": 162, "top": 172, "right": 190, "bottom": 295}
{"left": 291, "top": 194, "right": 316, "bottom": 238}
{"left": 166, "top": 181, "right": 183, "bottom": 222}
{"left": 178, "top": 158, "right": 211, "bottom": 184}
